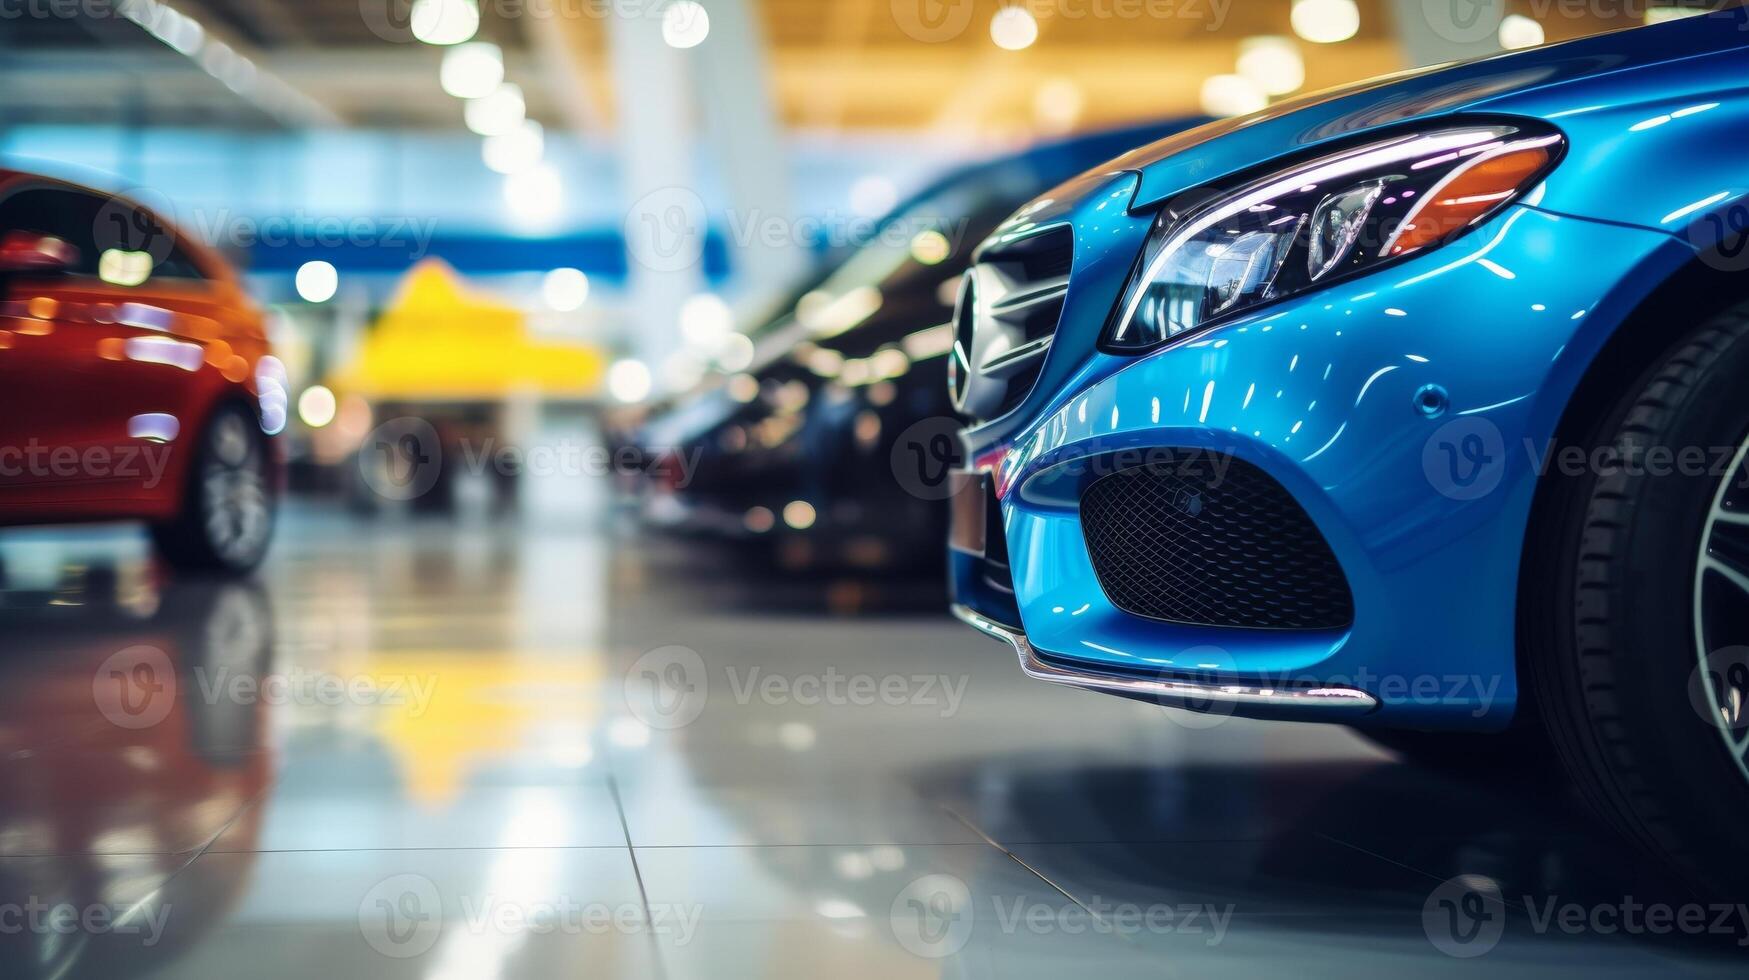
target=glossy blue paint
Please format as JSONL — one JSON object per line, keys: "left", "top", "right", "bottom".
{"left": 951, "top": 11, "right": 1749, "bottom": 729}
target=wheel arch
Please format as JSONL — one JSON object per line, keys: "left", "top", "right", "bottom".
{"left": 1517, "top": 242, "right": 1749, "bottom": 703}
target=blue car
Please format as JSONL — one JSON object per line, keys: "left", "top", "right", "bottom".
{"left": 949, "top": 10, "right": 1749, "bottom": 888}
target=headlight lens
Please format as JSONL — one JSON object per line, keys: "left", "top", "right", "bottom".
{"left": 1102, "top": 124, "right": 1562, "bottom": 353}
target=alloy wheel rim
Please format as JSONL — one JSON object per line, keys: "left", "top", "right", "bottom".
{"left": 202, "top": 413, "right": 271, "bottom": 566}
{"left": 1693, "top": 434, "right": 1749, "bottom": 784}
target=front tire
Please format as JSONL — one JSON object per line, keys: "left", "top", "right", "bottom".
{"left": 1524, "top": 297, "right": 1749, "bottom": 895}
{"left": 152, "top": 403, "right": 276, "bottom": 575}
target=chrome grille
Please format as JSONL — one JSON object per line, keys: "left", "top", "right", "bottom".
{"left": 950, "top": 226, "right": 1073, "bottom": 422}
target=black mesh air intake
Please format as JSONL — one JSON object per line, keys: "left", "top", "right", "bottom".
{"left": 1079, "top": 454, "right": 1354, "bottom": 630}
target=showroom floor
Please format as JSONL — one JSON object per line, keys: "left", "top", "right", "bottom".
{"left": 0, "top": 502, "right": 1743, "bottom": 978}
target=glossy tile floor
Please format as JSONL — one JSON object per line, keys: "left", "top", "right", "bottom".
{"left": 2, "top": 496, "right": 1745, "bottom": 978}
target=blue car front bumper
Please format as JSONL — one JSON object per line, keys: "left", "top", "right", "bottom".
{"left": 952, "top": 185, "right": 1697, "bottom": 730}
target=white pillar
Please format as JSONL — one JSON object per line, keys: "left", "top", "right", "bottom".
{"left": 689, "top": 0, "right": 807, "bottom": 304}
{"left": 608, "top": 9, "right": 704, "bottom": 379}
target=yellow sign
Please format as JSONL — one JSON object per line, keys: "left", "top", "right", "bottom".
{"left": 329, "top": 259, "right": 604, "bottom": 401}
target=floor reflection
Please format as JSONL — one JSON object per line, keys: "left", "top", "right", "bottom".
{"left": 0, "top": 514, "right": 1744, "bottom": 978}
{"left": 0, "top": 561, "right": 273, "bottom": 978}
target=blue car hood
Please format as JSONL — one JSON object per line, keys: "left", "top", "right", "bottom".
{"left": 1112, "top": 8, "right": 1749, "bottom": 218}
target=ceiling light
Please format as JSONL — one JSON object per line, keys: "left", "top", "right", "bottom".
{"left": 1498, "top": 14, "right": 1545, "bottom": 49}
{"left": 1290, "top": 0, "right": 1360, "bottom": 44}
{"left": 662, "top": 1, "right": 710, "bottom": 48}
{"left": 465, "top": 82, "right": 525, "bottom": 136}
{"left": 990, "top": 6, "right": 1039, "bottom": 50}
{"left": 410, "top": 0, "right": 479, "bottom": 46}
{"left": 440, "top": 42, "right": 503, "bottom": 99}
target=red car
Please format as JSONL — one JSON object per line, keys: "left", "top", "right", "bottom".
{"left": 0, "top": 171, "right": 281, "bottom": 573}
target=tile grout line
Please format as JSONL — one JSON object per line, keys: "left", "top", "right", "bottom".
{"left": 1314, "top": 831, "right": 1532, "bottom": 914}
{"left": 109, "top": 778, "right": 281, "bottom": 931}
{"left": 938, "top": 802, "right": 1124, "bottom": 936}
{"left": 606, "top": 771, "right": 670, "bottom": 980}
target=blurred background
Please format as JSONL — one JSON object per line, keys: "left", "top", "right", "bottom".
{"left": 3, "top": 4, "right": 1743, "bottom": 979}
{"left": 1, "top": 0, "right": 1703, "bottom": 545}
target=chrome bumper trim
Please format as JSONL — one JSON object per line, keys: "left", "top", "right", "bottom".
{"left": 950, "top": 603, "right": 1378, "bottom": 714}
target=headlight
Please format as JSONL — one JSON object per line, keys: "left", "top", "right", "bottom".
{"left": 1102, "top": 124, "right": 1563, "bottom": 353}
